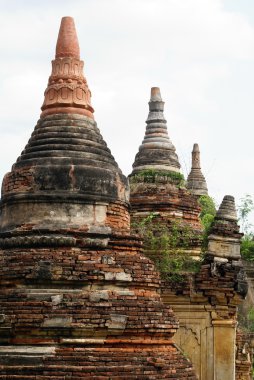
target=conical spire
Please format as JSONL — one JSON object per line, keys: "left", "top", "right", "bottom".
{"left": 187, "top": 143, "right": 208, "bottom": 196}
{"left": 131, "top": 87, "right": 181, "bottom": 174}
{"left": 41, "top": 16, "right": 93, "bottom": 118}
{"left": 55, "top": 16, "right": 80, "bottom": 59}
{"left": 0, "top": 17, "right": 128, "bottom": 233}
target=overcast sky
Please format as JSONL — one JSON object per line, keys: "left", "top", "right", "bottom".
{"left": 1, "top": 0, "right": 254, "bottom": 225}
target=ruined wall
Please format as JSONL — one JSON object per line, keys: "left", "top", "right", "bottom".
{"left": 235, "top": 330, "right": 253, "bottom": 380}
{"left": 161, "top": 255, "right": 246, "bottom": 379}
{"left": 0, "top": 231, "right": 196, "bottom": 379}
{"left": 130, "top": 190, "right": 247, "bottom": 380}
{"left": 235, "top": 260, "right": 254, "bottom": 380}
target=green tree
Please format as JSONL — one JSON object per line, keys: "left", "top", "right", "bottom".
{"left": 237, "top": 194, "right": 254, "bottom": 261}
{"left": 131, "top": 215, "right": 200, "bottom": 282}
{"left": 198, "top": 195, "right": 216, "bottom": 250}
{"left": 198, "top": 194, "right": 216, "bottom": 221}
{"left": 238, "top": 194, "right": 254, "bottom": 234}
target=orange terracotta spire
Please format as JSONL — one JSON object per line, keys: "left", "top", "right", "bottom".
{"left": 56, "top": 16, "right": 80, "bottom": 59}
{"left": 41, "top": 16, "right": 94, "bottom": 118}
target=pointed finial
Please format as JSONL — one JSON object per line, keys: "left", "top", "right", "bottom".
{"left": 216, "top": 195, "right": 237, "bottom": 222}
{"left": 56, "top": 17, "right": 80, "bottom": 59}
{"left": 192, "top": 143, "right": 201, "bottom": 169}
{"left": 187, "top": 143, "right": 208, "bottom": 196}
{"left": 150, "top": 87, "right": 162, "bottom": 101}
{"left": 41, "top": 17, "right": 94, "bottom": 118}
{"left": 149, "top": 87, "right": 164, "bottom": 112}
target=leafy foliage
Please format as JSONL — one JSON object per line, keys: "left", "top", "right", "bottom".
{"left": 241, "top": 234, "right": 254, "bottom": 261}
{"left": 198, "top": 195, "right": 216, "bottom": 250}
{"left": 237, "top": 194, "right": 254, "bottom": 261}
{"left": 198, "top": 195, "right": 216, "bottom": 221}
{"left": 238, "top": 306, "right": 254, "bottom": 333}
{"left": 238, "top": 194, "right": 254, "bottom": 235}
{"left": 132, "top": 214, "right": 201, "bottom": 282}
{"left": 131, "top": 169, "right": 185, "bottom": 186}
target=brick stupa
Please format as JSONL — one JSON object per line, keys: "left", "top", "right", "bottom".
{"left": 0, "top": 17, "right": 196, "bottom": 379}
{"left": 129, "top": 88, "right": 203, "bottom": 258}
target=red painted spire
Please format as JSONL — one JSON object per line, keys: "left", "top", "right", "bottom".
{"left": 41, "top": 16, "right": 94, "bottom": 118}
{"left": 55, "top": 16, "right": 80, "bottom": 59}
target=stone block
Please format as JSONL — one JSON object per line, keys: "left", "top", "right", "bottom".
{"left": 43, "top": 317, "right": 72, "bottom": 327}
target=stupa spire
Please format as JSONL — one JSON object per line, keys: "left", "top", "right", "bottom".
{"left": 150, "top": 86, "right": 163, "bottom": 104}
{"left": 187, "top": 143, "right": 208, "bottom": 196}
{"left": 0, "top": 16, "right": 127, "bottom": 233}
{"left": 55, "top": 16, "right": 80, "bottom": 59}
{"left": 41, "top": 16, "right": 93, "bottom": 118}
{"left": 191, "top": 143, "right": 201, "bottom": 169}
{"left": 131, "top": 87, "right": 181, "bottom": 174}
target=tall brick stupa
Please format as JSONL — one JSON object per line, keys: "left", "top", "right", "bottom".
{"left": 0, "top": 17, "right": 196, "bottom": 378}
{"left": 129, "top": 88, "right": 203, "bottom": 258}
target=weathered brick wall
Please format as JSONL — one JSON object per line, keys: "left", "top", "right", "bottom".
{"left": 130, "top": 181, "right": 202, "bottom": 231}
{"left": 236, "top": 331, "right": 253, "bottom": 380}
{"left": 0, "top": 347, "right": 195, "bottom": 379}
{"left": 0, "top": 232, "right": 197, "bottom": 379}
{"left": 106, "top": 201, "right": 130, "bottom": 230}
{"left": 2, "top": 167, "right": 34, "bottom": 195}
{"left": 130, "top": 180, "right": 203, "bottom": 262}
{"left": 161, "top": 257, "right": 245, "bottom": 310}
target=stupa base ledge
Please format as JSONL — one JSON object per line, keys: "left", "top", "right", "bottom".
{"left": 40, "top": 106, "right": 94, "bottom": 119}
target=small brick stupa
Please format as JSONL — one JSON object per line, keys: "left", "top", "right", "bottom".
{"left": 129, "top": 88, "right": 203, "bottom": 258}
{"left": 187, "top": 143, "right": 208, "bottom": 196}
{"left": 207, "top": 195, "right": 242, "bottom": 261}
{"left": 0, "top": 17, "right": 196, "bottom": 379}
